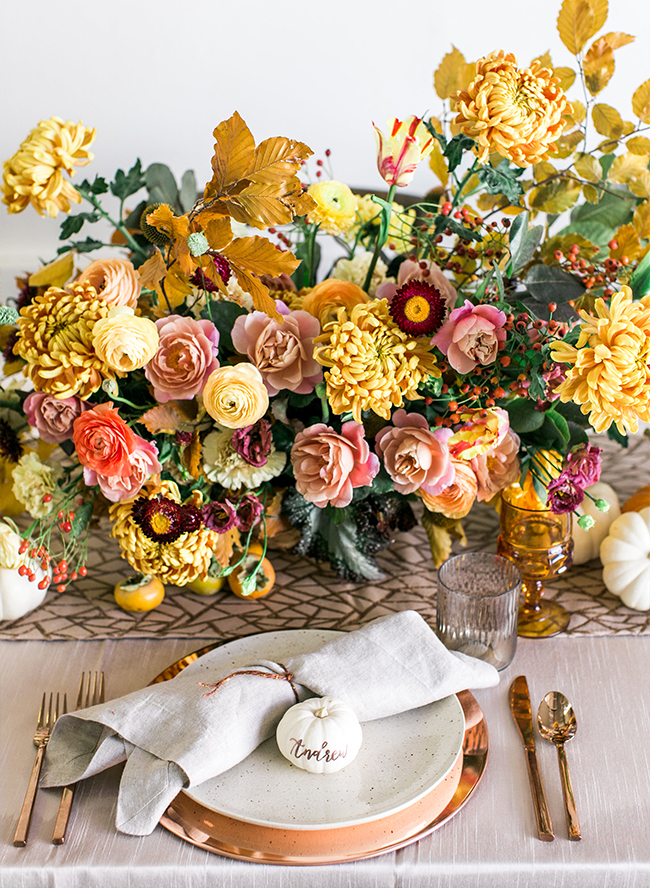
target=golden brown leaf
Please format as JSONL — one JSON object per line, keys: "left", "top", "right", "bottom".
{"left": 592, "top": 103, "right": 625, "bottom": 137}
{"left": 553, "top": 66, "right": 576, "bottom": 90}
{"left": 231, "top": 266, "right": 279, "bottom": 320}
{"left": 608, "top": 151, "right": 650, "bottom": 184}
{"left": 584, "top": 37, "right": 615, "bottom": 95}
{"left": 557, "top": 0, "right": 597, "bottom": 55}
{"left": 137, "top": 251, "right": 168, "bottom": 290}
{"left": 288, "top": 191, "right": 317, "bottom": 218}
{"left": 429, "top": 141, "right": 449, "bottom": 186}
{"left": 632, "top": 79, "right": 650, "bottom": 123}
{"left": 183, "top": 433, "right": 203, "bottom": 481}
{"left": 627, "top": 136, "right": 650, "bottom": 155}
{"left": 139, "top": 403, "right": 187, "bottom": 435}
{"left": 204, "top": 216, "right": 233, "bottom": 251}
{"left": 146, "top": 205, "right": 194, "bottom": 276}
{"left": 541, "top": 233, "right": 599, "bottom": 263}
{"left": 29, "top": 253, "right": 74, "bottom": 288}
{"left": 211, "top": 528, "right": 238, "bottom": 569}
{"left": 609, "top": 222, "right": 644, "bottom": 261}
{"left": 574, "top": 152, "right": 602, "bottom": 182}
{"left": 205, "top": 112, "right": 256, "bottom": 198}
{"left": 434, "top": 46, "right": 467, "bottom": 99}
{"left": 633, "top": 200, "right": 650, "bottom": 239}
{"left": 154, "top": 267, "right": 193, "bottom": 315}
{"left": 528, "top": 177, "right": 582, "bottom": 213}
{"left": 600, "top": 31, "right": 634, "bottom": 49}
{"left": 247, "top": 136, "right": 312, "bottom": 188}
{"left": 583, "top": 183, "right": 601, "bottom": 202}
{"left": 223, "top": 236, "right": 299, "bottom": 279}
{"left": 554, "top": 131, "right": 584, "bottom": 159}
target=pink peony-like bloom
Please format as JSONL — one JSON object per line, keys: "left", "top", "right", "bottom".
{"left": 470, "top": 428, "right": 521, "bottom": 502}
{"left": 432, "top": 300, "right": 507, "bottom": 373}
{"left": 85, "top": 438, "right": 162, "bottom": 503}
{"left": 144, "top": 315, "right": 219, "bottom": 402}
{"left": 291, "top": 421, "right": 379, "bottom": 509}
{"left": 376, "top": 259, "right": 457, "bottom": 314}
{"left": 374, "top": 409, "right": 455, "bottom": 496}
{"left": 24, "top": 391, "right": 89, "bottom": 443}
{"left": 232, "top": 307, "right": 322, "bottom": 396}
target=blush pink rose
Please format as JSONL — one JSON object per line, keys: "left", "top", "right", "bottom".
{"left": 85, "top": 438, "right": 162, "bottom": 503}
{"left": 470, "top": 428, "right": 521, "bottom": 503}
{"left": 291, "top": 421, "right": 379, "bottom": 508}
{"left": 144, "top": 315, "right": 219, "bottom": 402}
{"left": 73, "top": 403, "right": 137, "bottom": 478}
{"left": 232, "top": 307, "right": 322, "bottom": 396}
{"left": 374, "top": 410, "right": 455, "bottom": 496}
{"left": 432, "top": 300, "right": 507, "bottom": 373}
{"left": 24, "top": 392, "right": 89, "bottom": 443}
{"left": 376, "top": 259, "right": 457, "bottom": 313}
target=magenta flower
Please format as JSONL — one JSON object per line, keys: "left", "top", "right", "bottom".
{"left": 563, "top": 443, "right": 602, "bottom": 488}
{"left": 232, "top": 419, "right": 273, "bottom": 467}
{"left": 235, "top": 494, "right": 264, "bottom": 533}
{"left": 432, "top": 300, "right": 507, "bottom": 373}
{"left": 375, "top": 410, "right": 455, "bottom": 496}
{"left": 202, "top": 500, "right": 237, "bottom": 533}
{"left": 547, "top": 474, "right": 585, "bottom": 514}
{"left": 144, "top": 315, "right": 220, "bottom": 402}
{"left": 24, "top": 392, "right": 89, "bottom": 444}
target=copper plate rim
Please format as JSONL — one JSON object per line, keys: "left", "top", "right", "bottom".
{"left": 153, "top": 633, "right": 489, "bottom": 866}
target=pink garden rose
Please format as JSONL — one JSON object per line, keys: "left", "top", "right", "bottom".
{"left": 376, "top": 259, "right": 457, "bottom": 313}
{"left": 374, "top": 409, "right": 455, "bottom": 496}
{"left": 144, "top": 315, "right": 219, "bottom": 402}
{"left": 85, "top": 438, "right": 162, "bottom": 503}
{"left": 291, "top": 421, "right": 379, "bottom": 508}
{"left": 432, "top": 300, "right": 506, "bottom": 373}
{"left": 24, "top": 392, "right": 88, "bottom": 443}
{"left": 232, "top": 306, "right": 322, "bottom": 396}
{"left": 470, "top": 428, "right": 521, "bottom": 502}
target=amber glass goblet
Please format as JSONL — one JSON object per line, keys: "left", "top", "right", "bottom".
{"left": 497, "top": 487, "right": 573, "bottom": 637}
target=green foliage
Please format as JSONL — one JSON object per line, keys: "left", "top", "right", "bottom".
{"left": 78, "top": 176, "right": 109, "bottom": 196}
{"left": 59, "top": 212, "right": 101, "bottom": 240}
{"left": 111, "top": 159, "right": 146, "bottom": 201}
{"left": 271, "top": 421, "right": 295, "bottom": 454}
{"left": 57, "top": 237, "right": 106, "bottom": 255}
{"left": 506, "top": 398, "right": 545, "bottom": 433}
{"left": 568, "top": 188, "right": 633, "bottom": 230}
{"left": 477, "top": 159, "right": 525, "bottom": 205}
{"left": 69, "top": 501, "right": 94, "bottom": 541}
{"left": 145, "top": 163, "right": 179, "bottom": 207}
{"left": 179, "top": 170, "right": 198, "bottom": 213}
{"left": 291, "top": 238, "right": 321, "bottom": 289}
{"left": 444, "top": 134, "right": 476, "bottom": 172}
{"left": 630, "top": 249, "right": 650, "bottom": 298}
{"left": 446, "top": 218, "right": 482, "bottom": 242}
{"left": 202, "top": 300, "right": 247, "bottom": 352}
{"left": 508, "top": 211, "right": 544, "bottom": 275}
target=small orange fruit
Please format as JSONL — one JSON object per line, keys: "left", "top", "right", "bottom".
{"left": 114, "top": 574, "right": 165, "bottom": 612}
{"left": 228, "top": 543, "right": 275, "bottom": 599}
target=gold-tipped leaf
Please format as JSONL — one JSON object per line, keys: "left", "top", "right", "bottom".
{"left": 584, "top": 37, "right": 615, "bottom": 94}
{"left": 28, "top": 253, "right": 74, "bottom": 289}
{"left": 553, "top": 66, "right": 576, "bottom": 91}
{"left": 627, "top": 136, "right": 650, "bottom": 155}
{"left": 632, "top": 79, "right": 650, "bottom": 124}
{"left": 592, "top": 103, "right": 625, "bottom": 138}
{"left": 557, "top": 0, "right": 597, "bottom": 55}
{"left": 434, "top": 46, "right": 467, "bottom": 99}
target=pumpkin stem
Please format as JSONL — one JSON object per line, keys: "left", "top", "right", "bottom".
{"left": 314, "top": 706, "right": 329, "bottom": 718}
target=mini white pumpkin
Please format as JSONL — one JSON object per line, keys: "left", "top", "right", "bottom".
{"left": 276, "top": 696, "right": 363, "bottom": 774}
{"left": 0, "top": 519, "right": 51, "bottom": 621}
{"left": 600, "top": 506, "right": 650, "bottom": 611}
{"left": 571, "top": 481, "right": 620, "bottom": 566}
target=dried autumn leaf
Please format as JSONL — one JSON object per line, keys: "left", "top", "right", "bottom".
{"left": 574, "top": 152, "right": 602, "bottom": 182}
{"left": 429, "top": 141, "right": 449, "bottom": 186}
{"left": 434, "top": 46, "right": 467, "bottom": 99}
{"left": 139, "top": 403, "right": 188, "bottom": 435}
{"left": 146, "top": 205, "right": 194, "bottom": 276}
{"left": 223, "top": 236, "right": 299, "bottom": 279}
{"left": 29, "top": 253, "right": 75, "bottom": 288}
{"left": 633, "top": 200, "right": 650, "bottom": 239}
{"left": 528, "top": 177, "right": 582, "bottom": 213}
{"left": 608, "top": 152, "right": 650, "bottom": 184}
{"left": 627, "top": 136, "right": 650, "bottom": 155}
{"left": 555, "top": 131, "right": 584, "bottom": 159}
{"left": 600, "top": 31, "right": 634, "bottom": 50}
{"left": 628, "top": 170, "right": 650, "bottom": 200}
{"left": 246, "top": 136, "right": 312, "bottom": 188}
{"left": 205, "top": 112, "right": 256, "bottom": 198}
{"left": 212, "top": 528, "right": 238, "bottom": 569}
{"left": 583, "top": 37, "right": 615, "bottom": 95}
{"left": 583, "top": 183, "right": 601, "bottom": 203}
{"left": 632, "top": 79, "right": 650, "bottom": 124}
{"left": 557, "top": 0, "right": 596, "bottom": 55}
{"left": 592, "top": 103, "right": 625, "bottom": 138}
{"left": 153, "top": 266, "right": 193, "bottom": 315}
{"left": 204, "top": 216, "right": 233, "bottom": 251}
{"left": 183, "top": 433, "right": 203, "bottom": 481}
{"left": 231, "top": 266, "right": 278, "bottom": 320}
{"left": 553, "top": 66, "right": 576, "bottom": 91}
{"left": 609, "top": 222, "right": 645, "bottom": 261}
{"left": 137, "top": 251, "right": 167, "bottom": 290}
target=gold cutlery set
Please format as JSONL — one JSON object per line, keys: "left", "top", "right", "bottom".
{"left": 13, "top": 672, "right": 104, "bottom": 847}
{"left": 509, "top": 675, "right": 581, "bottom": 842}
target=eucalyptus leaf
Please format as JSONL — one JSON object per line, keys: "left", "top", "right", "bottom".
{"left": 524, "top": 264, "right": 585, "bottom": 304}
{"left": 179, "top": 170, "right": 198, "bottom": 213}
{"left": 145, "top": 163, "right": 179, "bottom": 208}
{"left": 509, "top": 214, "right": 543, "bottom": 276}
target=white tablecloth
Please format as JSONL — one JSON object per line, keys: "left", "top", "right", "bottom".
{"left": 1, "top": 633, "right": 648, "bottom": 887}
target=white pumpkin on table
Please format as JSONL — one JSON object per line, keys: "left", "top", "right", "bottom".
{"left": 276, "top": 696, "right": 363, "bottom": 774}
{"left": 600, "top": 506, "right": 650, "bottom": 611}
{"left": 571, "top": 481, "right": 620, "bottom": 566}
{"left": 0, "top": 518, "right": 51, "bottom": 621}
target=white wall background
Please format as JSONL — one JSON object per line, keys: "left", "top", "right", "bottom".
{"left": 1, "top": 0, "right": 648, "bottom": 298}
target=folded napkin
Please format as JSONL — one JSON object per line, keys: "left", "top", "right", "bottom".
{"left": 42, "top": 610, "right": 498, "bottom": 835}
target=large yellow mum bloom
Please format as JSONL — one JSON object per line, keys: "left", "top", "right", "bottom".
{"left": 452, "top": 52, "right": 569, "bottom": 167}
{"left": 550, "top": 287, "right": 650, "bottom": 435}
{"left": 313, "top": 299, "right": 440, "bottom": 423}
{"left": 2, "top": 117, "right": 95, "bottom": 217}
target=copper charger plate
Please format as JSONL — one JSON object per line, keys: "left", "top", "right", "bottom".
{"left": 153, "top": 634, "right": 489, "bottom": 866}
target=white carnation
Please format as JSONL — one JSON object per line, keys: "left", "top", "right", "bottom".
{"left": 203, "top": 429, "right": 286, "bottom": 490}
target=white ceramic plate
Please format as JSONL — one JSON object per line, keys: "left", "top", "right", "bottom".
{"left": 182, "top": 629, "right": 465, "bottom": 831}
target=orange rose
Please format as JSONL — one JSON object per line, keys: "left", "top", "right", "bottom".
{"left": 420, "top": 459, "right": 478, "bottom": 519}
{"left": 301, "top": 279, "right": 369, "bottom": 328}
{"left": 73, "top": 403, "right": 137, "bottom": 478}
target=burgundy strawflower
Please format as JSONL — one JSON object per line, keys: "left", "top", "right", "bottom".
{"left": 174, "top": 430, "right": 194, "bottom": 446}
{"left": 202, "top": 500, "right": 236, "bottom": 533}
{"left": 563, "top": 443, "right": 602, "bottom": 488}
{"left": 132, "top": 495, "right": 202, "bottom": 543}
{"left": 547, "top": 474, "right": 585, "bottom": 514}
{"left": 189, "top": 268, "right": 219, "bottom": 293}
{"left": 207, "top": 252, "right": 231, "bottom": 285}
{"left": 232, "top": 419, "right": 273, "bottom": 467}
{"left": 388, "top": 280, "right": 446, "bottom": 337}
{"left": 181, "top": 503, "right": 203, "bottom": 534}
{"left": 235, "top": 494, "right": 263, "bottom": 533}
{"left": 16, "top": 278, "right": 37, "bottom": 311}
{"left": 2, "top": 329, "right": 19, "bottom": 363}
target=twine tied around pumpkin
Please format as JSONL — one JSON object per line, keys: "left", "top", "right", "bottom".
{"left": 199, "top": 662, "right": 300, "bottom": 703}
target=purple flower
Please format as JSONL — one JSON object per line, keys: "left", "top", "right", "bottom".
{"left": 232, "top": 419, "right": 273, "bottom": 467}
{"left": 235, "top": 494, "right": 263, "bottom": 533}
{"left": 563, "top": 443, "right": 602, "bottom": 488}
{"left": 202, "top": 500, "right": 236, "bottom": 533}
{"left": 24, "top": 392, "right": 89, "bottom": 443}
{"left": 547, "top": 474, "right": 585, "bottom": 514}
{"left": 543, "top": 364, "right": 566, "bottom": 401}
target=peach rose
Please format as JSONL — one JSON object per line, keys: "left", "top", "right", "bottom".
{"left": 202, "top": 363, "right": 269, "bottom": 429}
{"left": 420, "top": 459, "right": 478, "bottom": 518}
{"left": 76, "top": 258, "right": 141, "bottom": 309}
{"left": 432, "top": 300, "right": 506, "bottom": 373}
{"left": 374, "top": 409, "right": 455, "bottom": 496}
{"left": 87, "top": 438, "right": 162, "bottom": 503}
{"left": 144, "top": 315, "right": 220, "bottom": 402}
{"left": 92, "top": 306, "right": 159, "bottom": 373}
{"left": 291, "top": 421, "right": 379, "bottom": 508}
{"left": 471, "top": 428, "right": 521, "bottom": 502}
{"left": 73, "top": 403, "right": 137, "bottom": 478}
{"left": 376, "top": 259, "right": 457, "bottom": 313}
{"left": 301, "top": 279, "right": 370, "bottom": 328}
{"left": 231, "top": 308, "right": 322, "bottom": 396}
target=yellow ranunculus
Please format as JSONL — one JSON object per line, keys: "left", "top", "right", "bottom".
{"left": 92, "top": 307, "right": 160, "bottom": 373}
{"left": 306, "top": 180, "right": 356, "bottom": 235}
{"left": 202, "top": 363, "right": 269, "bottom": 429}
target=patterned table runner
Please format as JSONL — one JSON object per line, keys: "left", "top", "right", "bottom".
{"left": 1, "top": 434, "right": 648, "bottom": 641}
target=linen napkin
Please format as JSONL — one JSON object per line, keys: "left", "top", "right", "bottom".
{"left": 41, "top": 610, "right": 498, "bottom": 835}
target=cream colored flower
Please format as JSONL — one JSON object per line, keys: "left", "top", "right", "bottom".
{"left": 307, "top": 180, "right": 356, "bottom": 235}
{"left": 2, "top": 117, "right": 95, "bottom": 217}
{"left": 550, "top": 287, "right": 650, "bottom": 435}
{"left": 11, "top": 452, "right": 62, "bottom": 519}
{"left": 202, "top": 363, "right": 269, "bottom": 429}
{"left": 332, "top": 250, "right": 389, "bottom": 298}
{"left": 452, "top": 51, "right": 570, "bottom": 167}
{"left": 0, "top": 518, "right": 23, "bottom": 569}
{"left": 203, "top": 427, "right": 286, "bottom": 489}
{"left": 76, "top": 258, "right": 141, "bottom": 309}
{"left": 92, "top": 306, "right": 159, "bottom": 372}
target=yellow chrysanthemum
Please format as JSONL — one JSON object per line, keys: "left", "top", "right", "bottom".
{"left": 452, "top": 51, "right": 570, "bottom": 167}
{"left": 306, "top": 180, "right": 356, "bottom": 235}
{"left": 14, "top": 284, "right": 116, "bottom": 400}
{"left": 550, "top": 287, "right": 650, "bottom": 435}
{"left": 2, "top": 117, "right": 95, "bottom": 217}
{"left": 109, "top": 481, "right": 221, "bottom": 586}
{"left": 313, "top": 299, "right": 440, "bottom": 423}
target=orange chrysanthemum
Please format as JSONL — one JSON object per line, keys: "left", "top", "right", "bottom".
{"left": 2, "top": 117, "right": 95, "bottom": 217}
{"left": 550, "top": 287, "right": 650, "bottom": 435}
{"left": 452, "top": 51, "right": 570, "bottom": 167}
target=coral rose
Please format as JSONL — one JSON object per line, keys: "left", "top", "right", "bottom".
{"left": 87, "top": 438, "right": 162, "bottom": 503}
{"left": 231, "top": 308, "right": 322, "bottom": 396}
{"left": 202, "top": 363, "right": 269, "bottom": 429}
{"left": 291, "top": 421, "right": 379, "bottom": 509}
{"left": 23, "top": 392, "right": 88, "bottom": 444}
{"left": 76, "top": 258, "right": 141, "bottom": 309}
{"left": 432, "top": 300, "right": 506, "bottom": 373}
{"left": 375, "top": 410, "right": 455, "bottom": 496}
{"left": 376, "top": 259, "right": 457, "bottom": 314}
{"left": 73, "top": 403, "right": 137, "bottom": 479}
{"left": 301, "top": 279, "right": 369, "bottom": 328}
{"left": 420, "top": 459, "right": 478, "bottom": 519}
{"left": 145, "top": 315, "right": 219, "bottom": 402}
{"left": 92, "top": 306, "right": 159, "bottom": 373}
{"left": 470, "top": 428, "right": 521, "bottom": 503}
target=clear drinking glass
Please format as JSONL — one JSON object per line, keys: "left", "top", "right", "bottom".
{"left": 436, "top": 553, "right": 522, "bottom": 671}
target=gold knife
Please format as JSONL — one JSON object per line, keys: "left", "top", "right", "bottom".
{"left": 509, "top": 675, "right": 554, "bottom": 841}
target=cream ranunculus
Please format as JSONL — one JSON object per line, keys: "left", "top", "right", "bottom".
{"left": 92, "top": 306, "right": 160, "bottom": 373}
{"left": 202, "top": 363, "right": 269, "bottom": 429}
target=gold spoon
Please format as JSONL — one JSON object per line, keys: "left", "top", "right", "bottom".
{"left": 537, "top": 691, "right": 581, "bottom": 841}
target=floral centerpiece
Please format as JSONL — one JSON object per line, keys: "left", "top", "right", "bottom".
{"left": 1, "top": 0, "right": 649, "bottom": 599}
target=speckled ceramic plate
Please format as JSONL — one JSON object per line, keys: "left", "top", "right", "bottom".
{"left": 153, "top": 629, "right": 465, "bottom": 831}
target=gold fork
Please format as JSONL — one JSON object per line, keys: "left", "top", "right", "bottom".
{"left": 52, "top": 672, "right": 104, "bottom": 845}
{"left": 14, "top": 692, "right": 63, "bottom": 846}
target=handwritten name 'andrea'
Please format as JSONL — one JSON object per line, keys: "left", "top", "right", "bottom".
{"left": 289, "top": 737, "right": 348, "bottom": 762}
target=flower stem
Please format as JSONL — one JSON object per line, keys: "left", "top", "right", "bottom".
{"left": 363, "top": 184, "right": 397, "bottom": 292}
